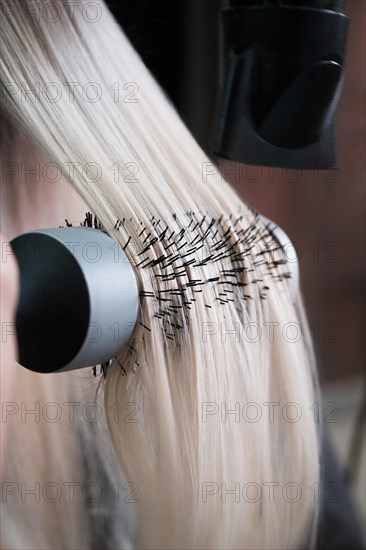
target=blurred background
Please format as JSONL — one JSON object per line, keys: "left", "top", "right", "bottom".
{"left": 109, "top": 0, "right": 365, "bottom": 544}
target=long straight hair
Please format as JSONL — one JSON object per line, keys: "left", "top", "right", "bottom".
{"left": 1, "top": 1, "right": 320, "bottom": 548}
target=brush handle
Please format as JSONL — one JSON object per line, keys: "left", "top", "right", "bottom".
{"left": 10, "top": 227, "right": 139, "bottom": 373}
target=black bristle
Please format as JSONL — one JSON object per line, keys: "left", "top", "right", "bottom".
{"left": 123, "top": 236, "right": 131, "bottom": 251}
{"left": 139, "top": 322, "right": 152, "bottom": 332}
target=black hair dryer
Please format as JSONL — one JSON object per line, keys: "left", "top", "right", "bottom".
{"left": 213, "top": 0, "right": 349, "bottom": 169}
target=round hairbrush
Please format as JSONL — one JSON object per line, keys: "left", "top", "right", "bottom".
{"left": 10, "top": 227, "right": 139, "bottom": 373}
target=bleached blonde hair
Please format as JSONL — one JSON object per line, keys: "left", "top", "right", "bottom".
{"left": 0, "top": 1, "right": 320, "bottom": 548}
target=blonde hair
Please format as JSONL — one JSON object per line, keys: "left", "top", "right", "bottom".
{"left": 1, "top": 1, "right": 320, "bottom": 548}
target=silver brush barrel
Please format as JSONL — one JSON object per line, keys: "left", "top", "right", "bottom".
{"left": 10, "top": 227, "right": 139, "bottom": 373}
